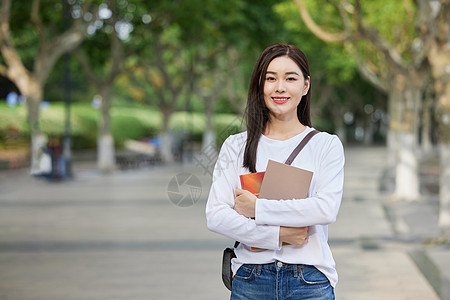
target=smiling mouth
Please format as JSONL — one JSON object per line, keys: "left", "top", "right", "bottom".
{"left": 272, "top": 97, "right": 289, "bottom": 104}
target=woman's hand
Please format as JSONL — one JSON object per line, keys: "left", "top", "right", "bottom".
{"left": 234, "top": 189, "right": 257, "bottom": 218}
{"left": 279, "top": 226, "right": 309, "bottom": 246}
{"left": 235, "top": 190, "right": 309, "bottom": 246}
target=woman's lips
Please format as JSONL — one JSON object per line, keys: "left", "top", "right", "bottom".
{"left": 272, "top": 97, "right": 289, "bottom": 104}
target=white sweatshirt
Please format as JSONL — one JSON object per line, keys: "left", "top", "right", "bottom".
{"left": 206, "top": 127, "right": 345, "bottom": 287}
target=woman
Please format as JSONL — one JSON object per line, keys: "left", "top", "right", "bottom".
{"left": 206, "top": 43, "right": 344, "bottom": 299}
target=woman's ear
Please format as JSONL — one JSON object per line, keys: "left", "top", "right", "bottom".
{"left": 303, "top": 76, "right": 310, "bottom": 96}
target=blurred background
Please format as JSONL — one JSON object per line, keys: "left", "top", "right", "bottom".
{"left": 0, "top": 0, "right": 449, "bottom": 299}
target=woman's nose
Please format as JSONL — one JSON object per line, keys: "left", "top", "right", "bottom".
{"left": 276, "top": 80, "right": 286, "bottom": 93}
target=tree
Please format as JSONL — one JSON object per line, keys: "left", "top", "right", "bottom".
{"left": 74, "top": 0, "right": 159, "bottom": 171}
{"left": 74, "top": 0, "right": 127, "bottom": 172}
{"left": 416, "top": 0, "right": 450, "bottom": 236}
{"left": 274, "top": 1, "right": 384, "bottom": 141}
{"left": 0, "top": 0, "right": 92, "bottom": 174}
{"left": 145, "top": 30, "right": 188, "bottom": 163}
{"left": 296, "top": 0, "right": 450, "bottom": 236}
{"left": 194, "top": 45, "right": 231, "bottom": 152}
{"left": 294, "top": 0, "right": 430, "bottom": 201}
{"left": 121, "top": 0, "right": 284, "bottom": 162}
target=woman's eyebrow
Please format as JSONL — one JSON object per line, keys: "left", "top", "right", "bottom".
{"left": 266, "top": 71, "right": 300, "bottom": 76}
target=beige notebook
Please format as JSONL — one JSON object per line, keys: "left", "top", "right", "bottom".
{"left": 259, "top": 160, "right": 313, "bottom": 200}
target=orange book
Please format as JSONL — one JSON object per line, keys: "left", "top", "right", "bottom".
{"left": 239, "top": 171, "right": 265, "bottom": 197}
{"left": 240, "top": 172, "right": 264, "bottom": 251}
{"left": 239, "top": 171, "right": 289, "bottom": 250}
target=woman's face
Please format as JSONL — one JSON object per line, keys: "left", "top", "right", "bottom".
{"left": 263, "top": 56, "right": 309, "bottom": 121}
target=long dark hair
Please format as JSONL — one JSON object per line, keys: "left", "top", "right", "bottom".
{"left": 243, "top": 43, "right": 312, "bottom": 173}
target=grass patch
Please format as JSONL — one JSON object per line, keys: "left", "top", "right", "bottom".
{"left": 0, "top": 102, "right": 242, "bottom": 150}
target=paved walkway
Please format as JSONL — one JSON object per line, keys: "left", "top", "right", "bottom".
{"left": 330, "top": 147, "right": 445, "bottom": 300}
{"left": 0, "top": 146, "right": 447, "bottom": 299}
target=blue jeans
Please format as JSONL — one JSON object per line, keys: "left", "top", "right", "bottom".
{"left": 231, "top": 261, "right": 335, "bottom": 300}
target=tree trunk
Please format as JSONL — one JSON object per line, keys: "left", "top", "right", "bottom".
{"left": 439, "top": 143, "right": 450, "bottom": 236}
{"left": 333, "top": 109, "right": 346, "bottom": 145}
{"left": 160, "top": 109, "right": 174, "bottom": 164}
{"left": 436, "top": 89, "right": 450, "bottom": 237}
{"left": 202, "top": 95, "right": 217, "bottom": 152}
{"left": 434, "top": 77, "right": 450, "bottom": 237}
{"left": 363, "top": 119, "right": 375, "bottom": 145}
{"left": 1, "top": 34, "right": 47, "bottom": 175}
{"left": 424, "top": 0, "right": 450, "bottom": 236}
{"left": 388, "top": 75, "right": 421, "bottom": 201}
{"left": 420, "top": 93, "right": 433, "bottom": 155}
{"left": 394, "top": 132, "right": 420, "bottom": 200}
{"left": 97, "top": 85, "right": 115, "bottom": 172}
{"left": 386, "top": 78, "right": 403, "bottom": 170}
{"left": 335, "top": 123, "right": 347, "bottom": 145}
{"left": 26, "top": 89, "right": 46, "bottom": 175}
{"left": 386, "top": 129, "right": 398, "bottom": 189}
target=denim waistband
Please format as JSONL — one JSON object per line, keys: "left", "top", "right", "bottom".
{"left": 243, "top": 261, "right": 313, "bottom": 276}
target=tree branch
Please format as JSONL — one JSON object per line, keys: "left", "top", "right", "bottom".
{"left": 353, "top": 0, "right": 408, "bottom": 73}
{"left": 313, "top": 81, "right": 335, "bottom": 113}
{"left": 356, "top": 54, "right": 389, "bottom": 93}
{"left": 32, "top": 1, "right": 99, "bottom": 83}
{"left": 106, "top": 1, "right": 124, "bottom": 84}
{"left": 0, "top": 0, "right": 11, "bottom": 40}
{"left": 403, "top": 0, "right": 415, "bottom": 24}
{"left": 30, "top": 0, "right": 47, "bottom": 50}
{"left": 73, "top": 49, "right": 100, "bottom": 85}
{"left": 334, "top": 0, "right": 353, "bottom": 33}
{"left": 33, "top": 22, "right": 86, "bottom": 84}
{"left": 0, "top": 63, "right": 7, "bottom": 76}
{"left": 106, "top": 32, "right": 123, "bottom": 84}
{"left": 412, "top": 0, "right": 439, "bottom": 68}
{"left": 224, "top": 47, "right": 246, "bottom": 114}
{"left": 0, "top": 0, "right": 33, "bottom": 88}
{"left": 154, "top": 34, "right": 183, "bottom": 106}
{"left": 294, "top": 0, "right": 348, "bottom": 43}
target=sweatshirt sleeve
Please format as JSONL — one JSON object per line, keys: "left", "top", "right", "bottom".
{"left": 205, "top": 135, "right": 281, "bottom": 250}
{"left": 254, "top": 135, "right": 345, "bottom": 227}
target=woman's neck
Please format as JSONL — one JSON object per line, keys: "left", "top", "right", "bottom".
{"left": 263, "top": 117, "right": 306, "bottom": 141}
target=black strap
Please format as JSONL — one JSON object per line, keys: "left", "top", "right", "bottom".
{"left": 233, "top": 129, "right": 319, "bottom": 250}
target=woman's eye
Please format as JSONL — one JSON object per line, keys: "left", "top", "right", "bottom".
{"left": 266, "top": 77, "right": 276, "bottom": 81}
{"left": 287, "top": 77, "right": 297, "bottom": 81}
